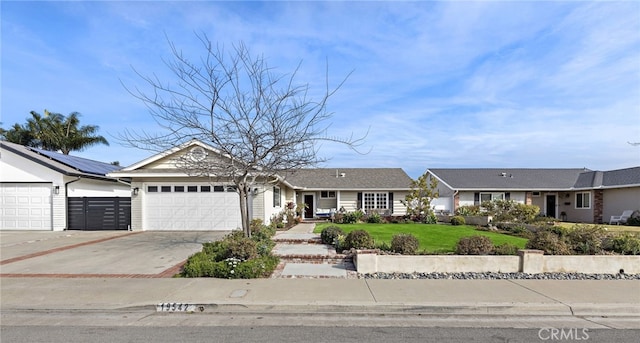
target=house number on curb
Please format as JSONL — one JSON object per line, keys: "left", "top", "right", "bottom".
{"left": 156, "top": 303, "right": 204, "bottom": 312}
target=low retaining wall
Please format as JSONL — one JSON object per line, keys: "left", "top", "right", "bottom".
{"left": 354, "top": 249, "right": 640, "bottom": 274}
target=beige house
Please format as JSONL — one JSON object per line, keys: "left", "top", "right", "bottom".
{"left": 426, "top": 167, "right": 640, "bottom": 224}
{"left": 108, "top": 140, "right": 412, "bottom": 231}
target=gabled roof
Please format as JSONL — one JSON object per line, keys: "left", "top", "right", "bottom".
{"left": 1, "top": 141, "right": 123, "bottom": 180}
{"left": 283, "top": 168, "right": 412, "bottom": 190}
{"left": 118, "top": 139, "right": 226, "bottom": 171}
{"left": 427, "top": 168, "right": 589, "bottom": 191}
{"left": 574, "top": 167, "right": 640, "bottom": 189}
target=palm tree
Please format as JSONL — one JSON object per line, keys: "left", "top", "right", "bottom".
{"left": 1, "top": 110, "right": 109, "bottom": 154}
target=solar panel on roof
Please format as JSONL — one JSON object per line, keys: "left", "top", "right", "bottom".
{"left": 31, "top": 148, "right": 120, "bottom": 176}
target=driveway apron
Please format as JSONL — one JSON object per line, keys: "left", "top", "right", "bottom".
{"left": 0, "top": 231, "right": 226, "bottom": 278}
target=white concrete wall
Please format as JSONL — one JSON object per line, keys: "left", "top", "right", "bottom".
{"left": 355, "top": 253, "right": 520, "bottom": 274}
{"left": 355, "top": 250, "right": 640, "bottom": 274}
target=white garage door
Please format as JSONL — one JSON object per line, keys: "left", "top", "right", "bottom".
{"left": 0, "top": 183, "right": 52, "bottom": 230}
{"left": 143, "top": 185, "right": 242, "bottom": 231}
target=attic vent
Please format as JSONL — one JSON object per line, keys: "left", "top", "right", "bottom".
{"left": 189, "top": 147, "right": 207, "bottom": 161}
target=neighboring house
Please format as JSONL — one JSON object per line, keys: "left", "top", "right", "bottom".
{"left": 0, "top": 141, "right": 131, "bottom": 231}
{"left": 107, "top": 140, "right": 413, "bottom": 231}
{"left": 426, "top": 167, "right": 640, "bottom": 224}
{"left": 283, "top": 168, "right": 413, "bottom": 220}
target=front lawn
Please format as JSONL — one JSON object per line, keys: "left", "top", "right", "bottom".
{"left": 314, "top": 222, "right": 528, "bottom": 253}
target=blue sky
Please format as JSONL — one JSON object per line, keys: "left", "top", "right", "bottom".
{"left": 2, "top": 1, "right": 639, "bottom": 179}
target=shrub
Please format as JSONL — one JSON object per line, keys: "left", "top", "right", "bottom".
{"left": 627, "top": 211, "right": 640, "bottom": 226}
{"left": 391, "top": 233, "right": 420, "bottom": 255}
{"left": 455, "top": 205, "right": 481, "bottom": 216}
{"left": 566, "top": 225, "right": 605, "bottom": 255}
{"left": 482, "top": 200, "right": 540, "bottom": 222}
{"left": 607, "top": 233, "right": 640, "bottom": 255}
{"left": 375, "top": 241, "right": 392, "bottom": 251}
{"left": 339, "top": 211, "right": 363, "bottom": 224}
{"left": 225, "top": 232, "right": 258, "bottom": 260}
{"left": 455, "top": 235, "right": 494, "bottom": 255}
{"left": 525, "top": 230, "right": 571, "bottom": 255}
{"left": 182, "top": 255, "right": 279, "bottom": 278}
{"left": 344, "top": 229, "right": 375, "bottom": 250}
{"left": 251, "top": 219, "right": 276, "bottom": 243}
{"left": 494, "top": 243, "right": 519, "bottom": 255}
{"left": 367, "top": 212, "right": 382, "bottom": 223}
{"left": 320, "top": 225, "right": 345, "bottom": 245}
{"left": 450, "top": 215, "right": 465, "bottom": 226}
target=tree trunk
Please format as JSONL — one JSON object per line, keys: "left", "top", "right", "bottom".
{"left": 238, "top": 186, "right": 251, "bottom": 238}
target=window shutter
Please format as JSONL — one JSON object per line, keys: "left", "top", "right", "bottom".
{"left": 474, "top": 192, "right": 480, "bottom": 206}
{"left": 505, "top": 192, "right": 511, "bottom": 200}
{"left": 389, "top": 192, "right": 394, "bottom": 213}
{"left": 357, "top": 192, "right": 362, "bottom": 210}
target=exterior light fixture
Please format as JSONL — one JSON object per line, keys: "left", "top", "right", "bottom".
{"left": 133, "top": 187, "right": 140, "bottom": 195}
{"left": 53, "top": 186, "right": 60, "bottom": 195}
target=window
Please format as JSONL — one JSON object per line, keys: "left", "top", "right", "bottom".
{"left": 161, "top": 186, "right": 171, "bottom": 192}
{"left": 213, "top": 186, "right": 224, "bottom": 192}
{"left": 576, "top": 192, "right": 591, "bottom": 209}
{"left": 200, "top": 185, "right": 211, "bottom": 192}
{"left": 174, "top": 186, "right": 185, "bottom": 192}
{"left": 480, "top": 192, "right": 504, "bottom": 202}
{"left": 363, "top": 192, "right": 387, "bottom": 210}
{"left": 187, "top": 186, "right": 198, "bottom": 192}
{"left": 320, "top": 191, "right": 336, "bottom": 199}
{"left": 273, "top": 186, "right": 281, "bottom": 207}
{"left": 147, "top": 186, "right": 158, "bottom": 192}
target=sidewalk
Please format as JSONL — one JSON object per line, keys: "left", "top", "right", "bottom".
{"left": 1, "top": 277, "right": 638, "bottom": 317}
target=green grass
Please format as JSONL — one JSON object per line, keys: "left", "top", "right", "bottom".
{"left": 314, "top": 222, "right": 528, "bottom": 254}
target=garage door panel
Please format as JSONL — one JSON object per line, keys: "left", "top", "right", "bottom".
{"left": 144, "top": 188, "right": 241, "bottom": 231}
{"left": 1, "top": 183, "right": 52, "bottom": 230}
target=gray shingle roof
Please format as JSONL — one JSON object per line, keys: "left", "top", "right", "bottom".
{"left": 283, "top": 168, "right": 412, "bottom": 190}
{"left": 1, "top": 141, "right": 122, "bottom": 179}
{"left": 428, "top": 168, "right": 589, "bottom": 190}
{"left": 575, "top": 167, "right": 640, "bottom": 188}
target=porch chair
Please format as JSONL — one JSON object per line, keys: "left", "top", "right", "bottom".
{"left": 609, "top": 210, "right": 634, "bottom": 225}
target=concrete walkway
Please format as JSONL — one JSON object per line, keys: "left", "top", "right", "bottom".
{"left": 271, "top": 222, "right": 355, "bottom": 278}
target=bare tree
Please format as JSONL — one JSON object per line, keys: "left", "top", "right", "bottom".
{"left": 120, "top": 34, "right": 365, "bottom": 237}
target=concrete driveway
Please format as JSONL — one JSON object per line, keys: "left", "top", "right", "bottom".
{"left": 0, "top": 230, "right": 227, "bottom": 277}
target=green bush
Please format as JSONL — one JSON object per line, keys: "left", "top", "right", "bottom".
{"left": 391, "top": 233, "right": 420, "bottom": 255}
{"left": 482, "top": 200, "right": 540, "bottom": 222}
{"left": 182, "top": 255, "right": 280, "bottom": 278}
{"left": 455, "top": 205, "right": 481, "bottom": 216}
{"left": 320, "top": 225, "right": 345, "bottom": 245}
{"left": 607, "top": 233, "right": 640, "bottom": 255}
{"left": 339, "top": 211, "right": 363, "bottom": 224}
{"left": 450, "top": 215, "right": 465, "bottom": 226}
{"left": 455, "top": 235, "right": 494, "bottom": 255}
{"left": 494, "top": 243, "right": 520, "bottom": 255}
{"left": 566, "top": 225, "right": 605, "bottom": 255}
{"left": 525, "top": 230, "right": 571, "bottom": 255}
{"left": 344, "top": 229, "right": 375, "bottom": 250}
{"left": 367, "top": 212, "right": 382, "bottom": 223}
{"left": 224, "top": 231, "right": 258, "bottom": 260}
{"left": 626, "top": 211, "right": 640, "bottom": 226}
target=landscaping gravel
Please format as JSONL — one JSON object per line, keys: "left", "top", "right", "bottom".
{"left": 359, "top": 272, "right": 640, "bottom": 280}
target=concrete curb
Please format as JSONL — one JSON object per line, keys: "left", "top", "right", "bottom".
{"left": 94, "top": 302, "right": 640, "bottom": 317}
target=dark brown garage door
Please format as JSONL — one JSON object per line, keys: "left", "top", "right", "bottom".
{"left": 67, "top": 197, "right": 131, "bottom": 230}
